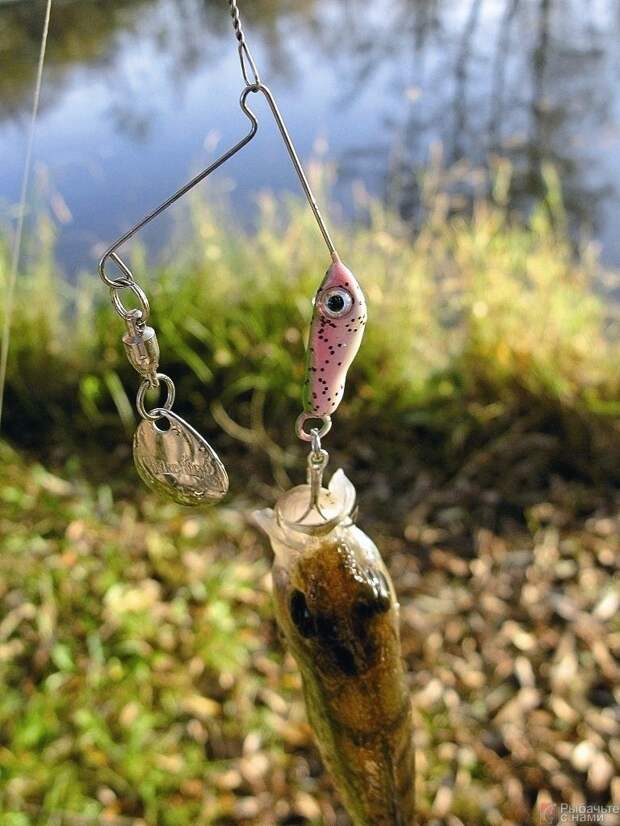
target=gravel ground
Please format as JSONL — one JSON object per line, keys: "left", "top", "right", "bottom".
{"left": 0, "top": 440, "right": 618, "bottom": 825}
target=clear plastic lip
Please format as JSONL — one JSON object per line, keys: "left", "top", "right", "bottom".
{"left": 274, "top": 469, "right": 357, "bottom": 537}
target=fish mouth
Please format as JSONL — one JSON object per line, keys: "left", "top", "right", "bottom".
{"left": 275, "top": 469, "right": 357, "bottom": 536}
{"left": 277, "top": 504, "right": 352, "bottom": 537}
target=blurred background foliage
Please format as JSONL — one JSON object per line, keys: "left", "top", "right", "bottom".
{"left": 1, "top": 0, "right": 619, "bottom": 824}
{"left": 2, "top": 163, "right": 619, "bottom": 492}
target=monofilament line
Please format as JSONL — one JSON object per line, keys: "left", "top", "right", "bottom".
{"left": 0, "top": 0, "right": 53, "bottom": 430}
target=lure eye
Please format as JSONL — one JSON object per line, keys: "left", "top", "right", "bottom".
{"left": 290, "top": 590, "right": 317, "bottom": 638}
{"left": 320, "top": 287, "right": 353, "bottom": 319}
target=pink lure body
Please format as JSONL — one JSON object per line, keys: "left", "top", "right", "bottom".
{"left": 303, "top": 261, "right": 367, "bottom": 417}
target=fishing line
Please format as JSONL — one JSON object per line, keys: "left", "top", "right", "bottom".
{"left": 0, "top": 0, "right": 53, "bottom": 430}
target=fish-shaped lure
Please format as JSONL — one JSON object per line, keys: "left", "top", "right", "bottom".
{"left": 303, "top": 261, "right": 367, "bottom": 418}
{"left": 254, "top": 471, "right": 415, "bottom": 826}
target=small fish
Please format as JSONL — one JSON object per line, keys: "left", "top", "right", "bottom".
{"left": 254, "top": 471, "right": 415, "bottom": 826}
{"left": 303, "top": 260, "right": 367, "bottom": 418}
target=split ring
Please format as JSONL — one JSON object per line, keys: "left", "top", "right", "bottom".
{"left": 136, "top": 373, "right": 175, "bottom": 421}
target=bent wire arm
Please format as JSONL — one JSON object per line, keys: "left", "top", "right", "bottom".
{"left": 253, "top": 83, "right": 338, "bottom": 261}
{"left": 94, "top": 88, "right": 261, "bottom": 506}
{"left": 99, "top": 89, "right": 260, "bottom": 287}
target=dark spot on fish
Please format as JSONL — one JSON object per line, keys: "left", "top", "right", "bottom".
{"left": 332, "top": 644, "right": 358, "bottom": 676}
{"left": 290, "top": 590, "right": 316, "bottom": 638}
{"left": 349, "top": 572, "right": 392, "bottom": 634}
{"left": 315, "top": 614, "right": 337, "bottom": 641}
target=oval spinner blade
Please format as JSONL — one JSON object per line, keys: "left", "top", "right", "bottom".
{"left": 133, "top": 410, "right": 228, "bottom": 506}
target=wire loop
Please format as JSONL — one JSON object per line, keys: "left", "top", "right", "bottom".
{"left": 296, "top": 412, "right": 332, "bottom": 442}
{"left": 99, "top": 251, "right": 135, "bottom": 288}
{"left": 238, "top": 42, "right": 261, "bottom": 87}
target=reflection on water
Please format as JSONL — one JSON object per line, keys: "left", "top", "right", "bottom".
{"left": 1, "top": 0, "right": 620, "bottom": 273}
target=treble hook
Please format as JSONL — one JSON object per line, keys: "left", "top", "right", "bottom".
{"left": 98, "top": 87, "right": 260, "bottom": 288}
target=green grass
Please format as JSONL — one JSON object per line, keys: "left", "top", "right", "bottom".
{"left": 1, "top": 164, "right": 618, "bottom": 492}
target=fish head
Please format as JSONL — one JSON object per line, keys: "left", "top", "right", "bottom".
{"left": 252, "top": 469, "right": 356, "bottom": 562}
{"left": 255, "top": 470, "right": 398, "bottom": 680}
{"left": 270, "top": 536, "right": 399, "bottom": 688}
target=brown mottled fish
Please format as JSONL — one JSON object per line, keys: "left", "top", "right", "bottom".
{"left": 254, "top": 470, "right": 415, "bottom": 825}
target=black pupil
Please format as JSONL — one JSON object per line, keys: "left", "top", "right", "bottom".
{"left": 326, "top": 293, "right": 345, "bottom": 313}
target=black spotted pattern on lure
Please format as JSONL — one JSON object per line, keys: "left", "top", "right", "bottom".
{"left": 303, "top": 260, "right": 367, "bottom": 417}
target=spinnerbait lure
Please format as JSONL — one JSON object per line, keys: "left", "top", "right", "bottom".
{"left": 97, "top": 0, "right": 367, "bottom": 503}
{"left": 98, "top": 4, "right": 413, "bottom": 818}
